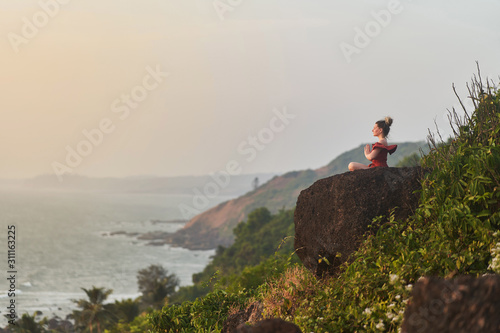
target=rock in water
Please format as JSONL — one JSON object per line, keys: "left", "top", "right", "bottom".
{"left": 402, "top": 275, "right": 500, "bottom": 333}
{"left": 294, "top": 167, "right": 422, "bottom": 276}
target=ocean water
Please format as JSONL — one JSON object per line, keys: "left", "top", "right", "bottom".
{"left": 0, "top": 189, "right": 229, "bottom": 325}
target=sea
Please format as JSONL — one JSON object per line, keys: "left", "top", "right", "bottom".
{"left": 0, "top": 188, "right": 233, "bottom": 326}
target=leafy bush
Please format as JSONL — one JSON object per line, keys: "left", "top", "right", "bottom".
{"left": 172, "top": 207, "right": 297, "bottom": 303}
{"left": 105, "top": 311, "right": 151, "bottom": 333}
{"left": 270, "top": 73, "right": 500, "bottom": 332}
{"left": 149, "top": 208, "right": 298, "bottom": 331}
{"left": 223, "top": 251, "right": 295, "bottom": 293}
{"left": 148, "top": 71, "right": 500, "bottom": 333}
{"left": 149, "top": 290, "right": 247, "bottom": 333}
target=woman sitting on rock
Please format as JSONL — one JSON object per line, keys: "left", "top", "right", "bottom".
{"left": 348, "top": 117, "right": 397, "bottom": 171}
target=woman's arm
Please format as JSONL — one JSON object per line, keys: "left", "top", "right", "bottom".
{"left": 364, "top": 144, "right": 381, "bottom": 161}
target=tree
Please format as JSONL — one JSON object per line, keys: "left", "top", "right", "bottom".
{"left": 137, "top": 264, "right": 180, "bottom": 309}
{"left": 111, "top": 298, "right": 140, "bottom": 323}
{"left": 7, "top": 312, "right": 47, "bottom": 333}
{"left": 71, "top": 286, "right": 115, "bottom": 333}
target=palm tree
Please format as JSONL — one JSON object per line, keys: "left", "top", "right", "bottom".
{"left": 8, "top": 312, "right": 47, "bottom": 333}
{"left": 71, "top": 286, "right": 115, "bottom": 333}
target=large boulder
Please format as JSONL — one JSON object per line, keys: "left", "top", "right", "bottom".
{"left": 402, "top": 275, "right": 500, "bottom": 333}
{"left": 294, "top": 167, "right": 422, "bottom": 276}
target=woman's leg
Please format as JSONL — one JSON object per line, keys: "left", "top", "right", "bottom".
{"left": 348, "top": 162, "right": 369, "bottom": 171}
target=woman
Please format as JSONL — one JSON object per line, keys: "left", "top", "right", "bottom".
{"left": 348, "top": 117, "right": 397, "bottom": 171}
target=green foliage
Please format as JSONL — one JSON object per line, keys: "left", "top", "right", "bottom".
{"left": 105, "top": 311, "right": 151, "bottom": 333}
{"left": 149, "top": 301, "right": 194, "bottom": 333}
{"left": 149, "top": 207, "right": 299, "bottom": 331}
{"left": 173, "top": 207, "right": 297, "bottom": 303}
{"left": 169, "top": 283, "right": 211, "bottom": 305}
{"left": 148, "top": 129, "right": 438, "bottom": 333}
{"left": 71, "top": 286, "right": 116, "bottom": 333}
{"left": 7, "top": 312, "right": 48, "bottom": 333}
{"left": 137, "top": 264, "right": 180, "bottom": 310}
{"left": 110, "top": 298, "right": 140, "bottom": 324}
{"left": 41, "top": 72, "right": 498, "bottom": 333}
{"left": 269, "top": 75, "right": 500, "bottom": 332}
{"left": 149, "top": 290, "right": 248, "bottom": 333}
{"left": 223, "top": 252, "right": 294, "bottom": 293}
{"left": 205, "top": 208, "right": 296, "bottom": 278}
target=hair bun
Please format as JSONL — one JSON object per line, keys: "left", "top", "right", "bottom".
{"left": 385, "top": 116, "right": 393, "bottom": 127}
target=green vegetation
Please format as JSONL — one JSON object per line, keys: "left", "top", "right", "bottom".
{"left": 71, "top": 286, "right": 115, "bottom": 333}
{"left": 2, "top": 265, "right": 178, "bottom": 333}
{"left": 110, "top": 299, "right": 140, "bottom": 325}
{"left": 147, "top": 74, "right": 500, "bottom": 332}
{"left": 6, "top": 73, "right": 498, "bottom": 333}
{"left": 137, "top": 264, "right": 180, "bottom": 310}
{"left": 150, "top": 290, "right": 248, "bottom": 333}
{"left": 285, "top": 76, "right": 500, "bottom": 332}
{"left": 215, "top": 170, "right": 318, "bottom": 242}
{"left": 170, "top": 207, "right": 298, "bottom": 304}
{"left": 7, "top": 312, "right": 48, "bottom": 333}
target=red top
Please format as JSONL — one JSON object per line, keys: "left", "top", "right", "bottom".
{"left": 368, "top": 142, "right": 398, "bottom": 168}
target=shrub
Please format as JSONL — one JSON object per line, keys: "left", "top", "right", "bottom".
{"left": 149, "top": 289, "right": 248, "bottom": 333}
{"left": 264, "top": 72, "right": 500, "bottom": 332}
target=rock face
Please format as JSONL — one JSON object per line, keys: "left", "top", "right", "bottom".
{"left": 294, "top": 167, "right": 422, "bottom": 276}
{"left": 402, "top": 275, "right": 500, "bottom": 333}
{"left": 235, "top": 319, "right": 302, "bottom": 333}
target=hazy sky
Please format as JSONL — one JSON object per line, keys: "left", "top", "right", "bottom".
{"left": 1, "top": 0, "right": 500, "bottom": 179}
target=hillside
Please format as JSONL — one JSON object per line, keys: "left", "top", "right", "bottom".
{"left": 21, "top": 72, "right": 499, "bottom": 333}
{"left": 146, "top": 71, "right": 500, "bottom": 333}
{"left": 165, "top": 141, "right": 427, "bottom": 249}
